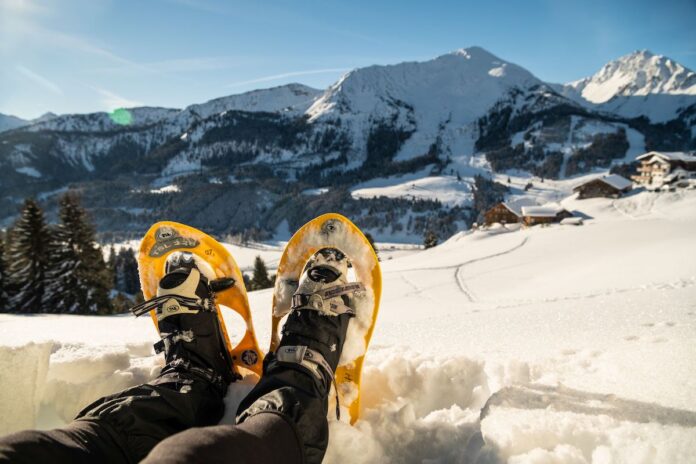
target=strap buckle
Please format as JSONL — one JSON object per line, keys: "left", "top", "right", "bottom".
{"left": 274, "top": 345, "right": 343, "bottom": 420}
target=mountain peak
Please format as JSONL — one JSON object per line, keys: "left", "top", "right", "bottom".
{"left": 561, "top": 50, "right": 696, "bottom": 122}
{"left": 450, "top": 46, "right": 494, "bottom": 59}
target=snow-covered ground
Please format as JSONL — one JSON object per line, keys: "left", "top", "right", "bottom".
{"left": 2, "top": 189, "right": 696, "bottom": 463}
{"left": 351, "top": 174, "right": 473, "bottom": 207}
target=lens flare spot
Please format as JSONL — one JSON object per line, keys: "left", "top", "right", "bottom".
{"left": 109, "top": 108, "right": 133, "bottom": 125}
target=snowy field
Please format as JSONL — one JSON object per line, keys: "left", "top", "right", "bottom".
{"left": 1, "top": 189, "right": 696, "bottom": 463}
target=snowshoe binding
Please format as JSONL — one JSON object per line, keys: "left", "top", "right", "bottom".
{"left": 131, "top": 252, "right": 238, "bottom": 389}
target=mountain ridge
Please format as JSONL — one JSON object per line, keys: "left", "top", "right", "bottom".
{"left": 0, "top": 47, "right": 693, "bottom": 241}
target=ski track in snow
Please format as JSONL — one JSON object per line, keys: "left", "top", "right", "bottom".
{"left": 389, "top": 236, "right": 529, "bottom": 301}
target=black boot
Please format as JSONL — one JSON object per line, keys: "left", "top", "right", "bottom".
{"left": 236, "top": 248, "right": 358, "bottom": 464}
{"left": 131, "top": 251, "right": 238, "bottom": 393}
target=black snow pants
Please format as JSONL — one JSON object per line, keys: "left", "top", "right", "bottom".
{"left": 0, "top": 369, "right": 304, "bottom": 464}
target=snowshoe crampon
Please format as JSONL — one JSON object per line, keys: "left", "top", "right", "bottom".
{"left": 271, "top": 213, "right": 382, "bottom": 424}
{"left": 137, "top": 221, "right": 264, "bottom": 377}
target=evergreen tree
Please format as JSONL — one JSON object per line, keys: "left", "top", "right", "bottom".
{"left": 116, "top": 247, "right": 140, "bottom": 295}
{"left": 5, "top": 199, "right": 51, "bottom": 313}
{"left": 107, "top": 245, "right": 116, "bottom": 287}
{"left": 364, "top": 232, "right": 379, "bottom": 258}
{"left": 0, "top": 233, "right": 7, "bottom": 311}
{"left": 43, "top": 193, "right": 113, "bottom": 314}
{"left": 250, "top": 255, "right": 272, "bottom": 290}
{"left": 423, "top": 230, "right": 439, "bottom": 249}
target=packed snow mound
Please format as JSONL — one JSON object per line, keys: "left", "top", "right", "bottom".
{"left": 561, "top": 50, "right": 696, "bottom": 122}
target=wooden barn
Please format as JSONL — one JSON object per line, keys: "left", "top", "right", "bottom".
{"left": 573, "top": 174, "right": 633, "bottom": 199}
{"left": 632, "top": 151, "right": 696, "bottom": 190}
{"left": 483, "top": 198, "right": 537, "bottom": 226}
{"left": 521, "top": 203, "right": 573, "bottom": 226}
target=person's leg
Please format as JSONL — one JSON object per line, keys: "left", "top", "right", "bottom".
{"left": 0, "top": 252, "right": 235, "bottom": 463}
{"left": 143, "top": 412, "right": 302, "bottom": 464}
{"left": 0, "top": 419, "right": 128, "bottom": 464}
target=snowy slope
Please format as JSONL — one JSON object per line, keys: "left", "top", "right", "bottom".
{"left": 2, "top": 189, "right": 695, "bottom": 462}
{"left": 560, "top": 50, "right": 696, "bottom": 122}
{"left": 351, "top": 173, "right": 473, "bottom": 207}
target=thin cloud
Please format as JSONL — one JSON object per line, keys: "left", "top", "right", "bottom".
{"left": 227, "top": 68, "right": 350, "bottom": 87}
{"left": 95, "top": 88, "right": 143, "bottom": 111}
{"left": 91, "top": 56, "right": 243, "bottom": 75}
{"left": 16, "top": 65, "right": 63, "bottom": 95}
{"left": 10, "top": 18, "right": 141, "bottom": 69}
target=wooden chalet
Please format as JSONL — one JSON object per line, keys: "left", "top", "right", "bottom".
{"left": 483, "top": 198, "right": 537, "bottom": 226}
{"left": 573, "top": 174, "right": 633, "bottom": 199}
{"left": 521, "top": 203, "right": 573, "bottom": 226}
{"left": 632, "top": 151, "right": 696, "bottom": 190}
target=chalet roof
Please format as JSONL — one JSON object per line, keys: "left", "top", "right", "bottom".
{"left": 502, "top": 197, "right": 538, "bottom": 216}
{"left": 573, "top": 174, "right": 632, "bottom": 192}
{"left": 521, "top": 202, "right": 567, "bottom": 218}
{"left": 601, "top": 174, "right": 633, "bottom": 190}
{"left": 636, "top": 151, "right": 696, "bottom": 163}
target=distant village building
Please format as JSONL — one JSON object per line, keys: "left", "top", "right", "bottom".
{"left": 521, "top": 203, "right": 573, "bottom": 226}
{"left": 632, "top": 151, "right": 696, "bottom": 190}
{"left": 483, "top": 198, "right": 537, "bottom": 226}
{"left": 573, "top": 174, "right": 633, "bottom": 199}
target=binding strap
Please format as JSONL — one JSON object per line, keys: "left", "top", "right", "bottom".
{"left": 273, "top": 345, "right": 343, "bottom": 421}
{"left": 129, "top": 294, "right": 204, "bottom": 317}
{"left": 291, "top": 282, "right": 365, "bottom": 315}
{"left": 165, "top": 358, "right": 233, "bottom": 389}
{"left": 153, "top": 329, "right": 195, "bottom": 354}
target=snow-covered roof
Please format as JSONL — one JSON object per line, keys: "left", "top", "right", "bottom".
{"left": 502, "top": 198, "right": 538, "bottom": 216}
{"left": 521, "top": 202, "right": 567, "bottom": 217}
{"left": 601, "top": 174, "right": 633, "bottom": 190}
{"left": 636, "top": 151, "right": 696, "bottom": 163}
{"left": 574, "top": 174, "right": 632, "bottom": 191}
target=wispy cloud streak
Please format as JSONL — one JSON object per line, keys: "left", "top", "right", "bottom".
{"left": 16, "top": 65, "right": 63, "bottom": 94}
{"left": 227, "top": 68, "right": 350, "bottom": 87}
{"left": 95, "top": 88, "right": 143, "bottom": 111}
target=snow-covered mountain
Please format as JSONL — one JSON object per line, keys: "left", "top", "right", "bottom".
{"left": 1, "top": 47, "right": 694, "bottom": 239}
{"left": 0, "top": 112, "right": 59, "bottom": 133}
{"left": 0, "top": 113, "right": 28, "bottom": 132}
{"left": 184, "top": 83, "right": 322, "bottom": 119}
{"left": 24, "top": 84, "right": 322, "bottom": 134}
{"left": 308, "top": 47, "right": 559, "bottom": 164}
{"left": 559, "top": 50, "right": 696, "bottom": 122}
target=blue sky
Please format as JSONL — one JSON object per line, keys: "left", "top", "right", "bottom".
{"left": 1, "top": 0, "right": 694, "bottom": 119}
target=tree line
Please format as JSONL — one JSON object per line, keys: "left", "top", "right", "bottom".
{"left": 0, "top": 194, "right": 139, "bottom": 314}
{"left": 0, "top": 194, "right": 284, "bottom": 314}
